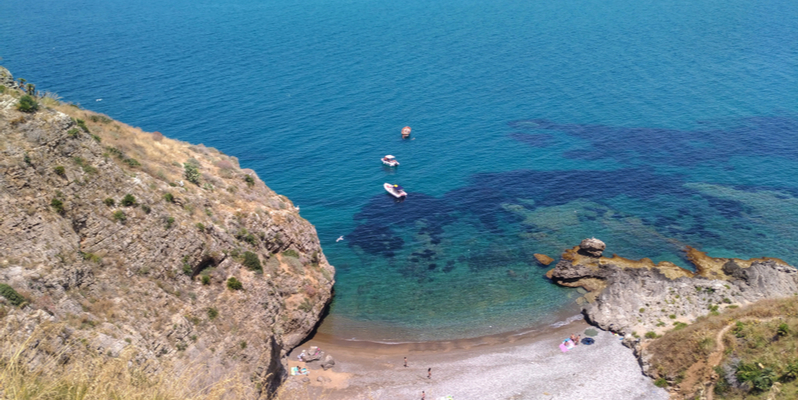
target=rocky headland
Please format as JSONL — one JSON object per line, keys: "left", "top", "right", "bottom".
{"left": 0, "top": 67, "right": 334, "bottom": 397}
{"left": 547, "top": 238, "right": 797, "bottom": 389}
{"left": 548, "top": 238, "right": 797, "bottom": 337}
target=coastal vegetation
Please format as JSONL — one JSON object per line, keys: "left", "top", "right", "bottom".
{"left": 16, "top": 94, "right": 38, "bottom": 113}
{"left": 645, "top": 296, "right": 797, "bottom": 399}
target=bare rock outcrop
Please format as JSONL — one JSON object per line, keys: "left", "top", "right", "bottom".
{"left": 0, "top": 69, "right": 335, "bottom": 398}
{"left": 533, "top": 253, "right": 554, "bottom": 266}
{"left": 578, "top": 237, "right": 606, "bottom": 257}
{"left": 548, "top": 240, "right": 797, "bottom": 337}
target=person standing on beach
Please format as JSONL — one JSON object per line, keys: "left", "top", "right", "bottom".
{"left": 427, "top": 367, "right": 431, "bottom": 379}
{"left": 421, "top": 391, "right": 425, "bottom": 399}
{"left": 404, "top": 357, "right": 408, "bottom": 367}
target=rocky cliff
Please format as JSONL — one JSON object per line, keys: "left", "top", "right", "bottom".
{"left": 0, "top": 67, "right": 334, "bottom": 397}
{"left": 547, "top": 239, "right": 797, "bottom": 338}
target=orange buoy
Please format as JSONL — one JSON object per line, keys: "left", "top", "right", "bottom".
{"left": 401, "top": 126, "right": 411, "bottom": 139}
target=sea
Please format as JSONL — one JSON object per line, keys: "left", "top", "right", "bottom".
{"left": 1, "top": 0, "right": 796, "bottom": 342}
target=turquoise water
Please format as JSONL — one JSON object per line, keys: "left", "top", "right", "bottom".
{"left": 2, "top": 0, "right": 796, "bottom": 341}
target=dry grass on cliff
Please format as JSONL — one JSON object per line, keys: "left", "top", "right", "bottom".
{"left": 646, "top": 297, "right": 797, "bottom": 377}
{"left": 0, "top": 324, "right": 257, "bottom": 400}
{"left": 50, "top": 104, "right": 278, "bottom": 215}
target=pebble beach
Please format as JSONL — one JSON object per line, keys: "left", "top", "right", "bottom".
{"left": 284, "top": 320, "right": 669, "bottom": 400}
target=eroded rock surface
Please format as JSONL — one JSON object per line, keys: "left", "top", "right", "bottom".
{"left": 548, "top": 241, "right": 797, "bottom": 336}
{"left": 0, "top": 69, "right": 334, "bottom": 397}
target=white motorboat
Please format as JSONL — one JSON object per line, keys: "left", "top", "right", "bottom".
{"left": 381, "top": 155, "right": 399, "bottom": 167}
{"left": 384, "top": 183, "right": 407, "bottom": 198}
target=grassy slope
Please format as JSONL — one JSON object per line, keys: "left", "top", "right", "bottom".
{"left": 644, "top": 296, "right": 798, "bottom": 399}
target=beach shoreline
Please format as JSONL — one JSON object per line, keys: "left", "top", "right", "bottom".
{"left": 283, "top": 320, "right": 669, "bottom": 399}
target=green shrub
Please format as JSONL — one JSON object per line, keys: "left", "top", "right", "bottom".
{"left": 164, "top": 192, "right": 174, "bottom": 203}
{"left": 654, "top": 378, "right": 667, "bottom": 388}
{"left": 50, "top": 198, "right": 64, "bottom": 214}
{"left": 165, "top": 216, "right": 175, "bottom": 229}
{"left": 201, "top": 275, "right": 211, "bottom": 285}
{"left": 207, "top": 308, "right": 218, "bottom": 319}
{"left": 75, "top": 118, "right": 89, "bottom": 132}
{"left": 16, "top": 95, "right": 39, "bottom": 113}
{"left": 639, "top": 308, "right": 645, "bottom": 313}
{"left": 733, "top": 321, "right": 746, "bottom": 338}
{"left": 783, "top": 360, "right": 797, "bottom": 382}
{"left": 54, "top": 166, "right": 65, "bottom": 176}
{"left": 113, "top": 210, "right": 126, "bottom": 223}
{"left": 140, "top": 204, "right": 151, "bottom": 214}
{"left": 67, "top": 128, "right": 80, "bottom": 138}
{"left": 0, "top": 284, "right": 25, "bottom": 306}
{"left": 72, "top": 157, "right": 97, "bottom": 174}
{"left": 645, "top": 331, "right": 657, "bottom": 339}
{"left": 104, "top": 198, "right": 115, "bottom": 206}
{"left": 123, "top": 158, "right": 140, "bottom": 168}
{"left": 244, "top": 175, "right": 255, "bottom": 187}
{"left": 226, "top": 277, "right": 243, "bottom": 291}
{"left": 106, "top": 147, "right": 125, "bottom": 159}
{"left": 182, "top": 262, "right": 192, "bottom": 276}
{"left": 669, "top": 314, "right": 677, "bottom": 319}
{"left": 82, "top": 252, "right": 101, "bottom": 263}
{"left": 242, "top": 251, "right": 262, "bottom": 272}
{"left": 91, "top": 134, "right": 101, "bottom": 142}
{"left": 736, "top": 362, "right": 777, "bottom": 392}
{"left": 673, "top": 322, "right": 688, "bottom": 330}
{"left": 121, "top": 194, "right": 136, "bottom": 207}
{"left": 282, "top": 249, "right": 299, "bottom": 258}
{"left": 239, "top": 341, "right": 247, "bottom": 349}
{"left": 184, "top": 163, "right": 200, "bottom": 185}
{"left": 236, "top": 229, "right": 257, "bottom": 246}
{"left": 196, "top": 223, "right": 205, "bottom": 232}
{"left": 89, "top": 115, "right": 112, "bottom": 124}
{"left": 777, "top": 323, "right": 790, "bottom": 336}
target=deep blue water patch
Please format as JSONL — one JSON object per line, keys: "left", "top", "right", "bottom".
{"left": 509, "top": 116, "right": 798, "bottom": 167}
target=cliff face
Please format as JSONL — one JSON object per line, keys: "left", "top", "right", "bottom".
{"left": 0, "top": 67, "right": 334, "bottom": 396}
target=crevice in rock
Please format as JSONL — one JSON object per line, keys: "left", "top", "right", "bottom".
{"left": 191, "top": 255, "right": 220, "bottom": 278}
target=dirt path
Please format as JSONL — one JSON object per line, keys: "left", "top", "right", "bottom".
{"left": 675, "top": 317, "right": 780, "bottom": 400}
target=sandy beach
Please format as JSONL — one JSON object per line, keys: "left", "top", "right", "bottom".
{"left": 282, "top": 320, "right": 669, "bottom": 400}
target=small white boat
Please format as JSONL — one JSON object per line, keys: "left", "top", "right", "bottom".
{"left": 381, "top": 155, "right": 399, "bottom": 167}
{"left": 384, "top": 183, "right": 407, "bottom": 198}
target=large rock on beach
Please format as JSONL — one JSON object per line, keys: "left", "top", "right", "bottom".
{"left": 320, "top": 354, "right": 336, "bottom": 370}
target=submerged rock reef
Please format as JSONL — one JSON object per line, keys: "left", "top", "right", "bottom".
{"left": 0, "top": 67, "right": 334, "bottom": 397}
{"left": 548, "top": 239, "right": 797, "bottom": 337}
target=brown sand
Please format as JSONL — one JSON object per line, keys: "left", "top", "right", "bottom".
{"left": 282, "top": 320, "right": 668, "bottom": 400}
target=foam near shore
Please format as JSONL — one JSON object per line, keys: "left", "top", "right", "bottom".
{"left": 283, "top": 320, "right": 668, "bottom": 400}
